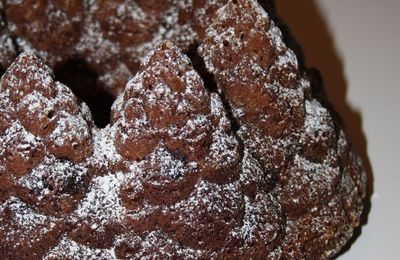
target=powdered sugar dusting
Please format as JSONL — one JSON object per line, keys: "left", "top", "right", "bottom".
{"left": 44, "top": 235, "right": 117, "bottom": 260}
{"left": 72, "top": 172, "right": 126, "bottom": 232}
{"left": 0, "top": 1, "right": 366, "bottom": 259}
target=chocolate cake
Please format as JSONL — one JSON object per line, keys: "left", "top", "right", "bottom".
{"left": 0, "top": 0, "right": 366, "bottom": 259}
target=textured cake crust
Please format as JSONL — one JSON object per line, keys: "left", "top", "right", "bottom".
{"left": 0, "top": 0, "right": 230, "bottom": 96}
{"left": 0, "top": 0, "right": 366, "bottom": 259}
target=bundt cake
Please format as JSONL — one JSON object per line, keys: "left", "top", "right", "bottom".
{"left": 0, "top": 0, "right": 366, "bottom": 259}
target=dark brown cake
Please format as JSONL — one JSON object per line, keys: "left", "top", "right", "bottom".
{"left": 0, "top": 0, "right": 366, "bottom": 259}
{"left": 0, "top": 0, "right": 228, "bottom": 95}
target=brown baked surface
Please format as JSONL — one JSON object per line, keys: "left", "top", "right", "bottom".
{"left": 0, "top": 0, "right": 366, "bottom": 259}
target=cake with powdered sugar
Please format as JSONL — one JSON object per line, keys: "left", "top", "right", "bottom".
{"left": 0, "top": 0, "right": 366, "bottom": 259}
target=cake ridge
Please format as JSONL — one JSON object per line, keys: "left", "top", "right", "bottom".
{"left": 199, "top": 0, "right": 366, "bottom": 258}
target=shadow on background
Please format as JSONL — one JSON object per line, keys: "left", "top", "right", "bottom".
{"left": 273, "top": 0, "right": 373, "bottom": 257}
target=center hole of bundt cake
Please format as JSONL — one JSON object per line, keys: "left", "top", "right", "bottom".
{"left": 54, "top": 59, "right": 115, "bottom": 128}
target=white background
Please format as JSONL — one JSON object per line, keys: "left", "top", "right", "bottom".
{"left": 275, "top": 0, "right": 400, "bottom": 258}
